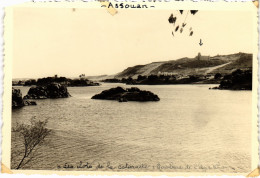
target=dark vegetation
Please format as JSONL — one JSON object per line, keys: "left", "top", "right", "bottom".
{"left": 211, "top": 69, "right": 252, "bottom": 90}
{"left": 103, "top": 74, "right": 212, "bottom": 85}
{"left": 92, "top": 87, "right": 160, "bottom": 102}
{"left": 13, "top": 76, "right": 100, "bottom": 87}
{"left": 68, "top": 79, "right": 99, "bottom": 87}
{"left": 103, "top": 68, "right": 252, "bottom": 91}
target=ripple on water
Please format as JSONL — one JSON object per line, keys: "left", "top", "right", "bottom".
{"left": 11, "top": 84, "right": 252, "bottom": 172}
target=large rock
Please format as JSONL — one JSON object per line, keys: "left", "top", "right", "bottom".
{"left": 24, "top": 83, "right": 71, "bottom": 99}
{"left": 12, "top": 88, "right": 37, "bottom": 108}
{"left": 91, "top": 87, "right": 160, "bottom": 102}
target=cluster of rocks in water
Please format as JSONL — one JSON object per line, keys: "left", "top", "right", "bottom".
{"left": 24, "top": 83, "right": 71, "bottom": 99}
{"left": 91, "top": 86, "right": 160, "bottom": 102}
{"left": 12, "top": 83, "right": 71, "bottom": 109}
{"left": 13, "top": 84, "right": 159, "bottom": 109}
{"left": 12, "top": 88, "right": 37, "bottom": 108}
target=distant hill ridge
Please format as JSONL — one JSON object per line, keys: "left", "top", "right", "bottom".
{"left": 114, "top": 52, "right": 252, "bottom": 79}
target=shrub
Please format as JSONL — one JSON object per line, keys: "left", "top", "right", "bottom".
{"left": 12, "top": 117, "right": 52, "bottom": 169}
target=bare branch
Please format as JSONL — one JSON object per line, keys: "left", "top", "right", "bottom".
{"left": 12, "top": 117, "right": 52, "bottom": 169}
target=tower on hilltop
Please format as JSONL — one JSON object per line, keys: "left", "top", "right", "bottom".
{"left": 197, "top": 52, "right": 201, "bottom": 60}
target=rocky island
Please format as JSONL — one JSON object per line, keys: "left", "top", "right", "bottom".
{"left": 24, "top": 83, "right": 71, "bottom": 99}
{"left": 12, "top": 88, "right": 36, "bottom": 108}
{"left": 91, "top": 87, "right": 160, "bottom": 102}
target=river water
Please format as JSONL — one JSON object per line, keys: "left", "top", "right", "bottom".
{"left": 11, "top": 83, "right": 252, "bottom": 172}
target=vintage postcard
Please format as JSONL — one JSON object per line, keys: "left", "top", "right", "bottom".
{"left": 1, "top": 0, "right": 259, "bottom": 176}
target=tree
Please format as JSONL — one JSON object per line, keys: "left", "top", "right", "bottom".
{"left": 126, "top": 77, "right": 133, "bottom": 84}
{"left": 12, "top": 117, "right": 52, "bottom": 169}
{"left": 214, "top": 73, "right": 222, "bottom": 79}
{"left": 127, "top": 77, "right": 133, "bottom": 81}
{"left": 121, "top": 78, "right": 127, "bottom": 83}
{"left": 148, "top": 75, "right": 158, "bottom": 81}
{"left": 137, "top": 75, "right": 146, "bottom": 81}
{"left": 24, "top": 79, "right": 36, "bottom": 86}
{"left": 189, "top": 75, "right": 198, "bottom": 81}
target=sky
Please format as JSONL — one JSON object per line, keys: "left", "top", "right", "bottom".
{"left": 12, "top": 6, "right": 255, "bottom": 78}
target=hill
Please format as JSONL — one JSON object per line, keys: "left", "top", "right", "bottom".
{"left": 113, "top": 52, "right": 252, "bottom": 79}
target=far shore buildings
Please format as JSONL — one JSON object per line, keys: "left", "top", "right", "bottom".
{"left": 155, "top": 52, "right": 250, "bottom": 79}
{"left": 157, "top": 53, "right": 212, "bottom": 79}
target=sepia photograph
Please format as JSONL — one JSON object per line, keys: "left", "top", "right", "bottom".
{"left": 2, "top": 0, "right": 259, "bottom": 176}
